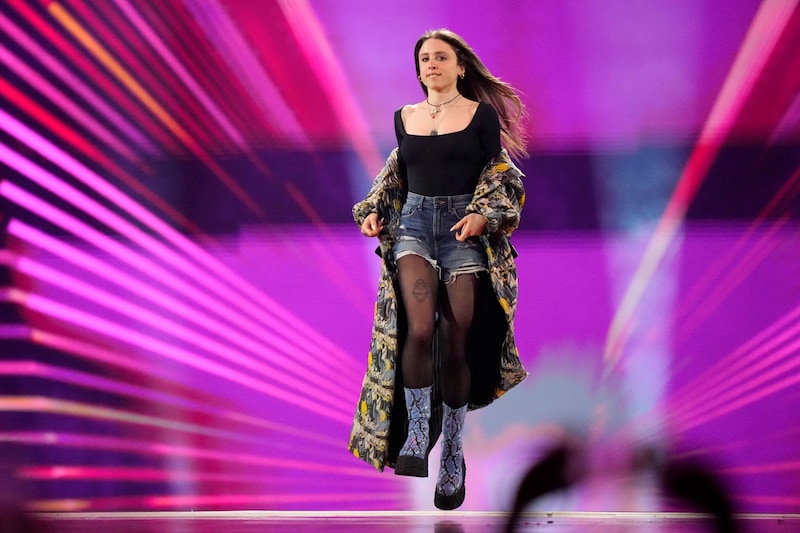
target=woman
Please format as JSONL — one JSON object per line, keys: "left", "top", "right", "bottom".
{"left": 348, "top": 28, "right": 529, "bottom": 510}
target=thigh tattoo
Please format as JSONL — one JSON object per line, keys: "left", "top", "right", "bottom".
{"left": 412, "top": 278, "right": 429, "bottom": 303}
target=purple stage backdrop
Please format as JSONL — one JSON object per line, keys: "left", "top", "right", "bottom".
{"left": 1, "top": 0, "right": 799, "bottom": 514}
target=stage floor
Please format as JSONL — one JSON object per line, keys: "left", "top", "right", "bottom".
{"left": 30, "top": 511, "right": 800, "bottom": 532}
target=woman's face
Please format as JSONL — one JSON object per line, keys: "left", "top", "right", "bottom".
{"left": 418, "top": 38, "right": 464, "bottom": 92}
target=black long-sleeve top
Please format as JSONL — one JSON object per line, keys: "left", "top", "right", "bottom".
{"left": 394, "top": 101, "right": 501, "bottom": 196}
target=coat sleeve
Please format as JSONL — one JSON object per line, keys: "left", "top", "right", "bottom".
{"left": 465, "top": 149, "right": 526, "bottom": 237}
{"left": 352, "top": 148, "right": 405, "bottom": 228}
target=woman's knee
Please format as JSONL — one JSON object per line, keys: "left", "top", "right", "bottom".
{"left": 439, "top": 317, "right": 470, "bottom": 345}
{"left": 405, "top": 322, "right": 435, "bottom": 347}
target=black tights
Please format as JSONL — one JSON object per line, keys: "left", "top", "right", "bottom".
{"left": 397, "top": 255, "right": 477, "bottom": 408}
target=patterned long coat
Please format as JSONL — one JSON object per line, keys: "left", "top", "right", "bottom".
{"left": 348, "top": 147, "right": 529, "bottom": 471}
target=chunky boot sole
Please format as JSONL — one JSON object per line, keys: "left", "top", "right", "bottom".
{"left": 434, "top": 458, "right": 466, "bottom": 510}
{"left": 395, "top": 455, "right": 428, "bottom": 477}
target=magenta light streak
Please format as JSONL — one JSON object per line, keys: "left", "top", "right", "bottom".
{"left": 5, "top": 288, "right": 351, "bottom": 424}
{"left": 771, "top": 88, "right": 800, "bottom": 143}
{"left": 5, "top": 214, "right": 355, "bottom": 422}
{"left": 0, "top": 432, "right": 375, "bottom": 477}
{"left": 0, "top": 87, "right": 360, "bottom": 380}
{"left": 672, "top": 168, "right": 800, "bottom": 346}
{"left": 19, "top": 465, "right": 287, "bottom": 483}
{"left": 720, "top": 461, "right": 800, "bottom": 475}
{"left": 2, "top": 252, "right": 350, "bottom": 431}
{"left": 757, "top": 167, "right": 800, "bottom": 220}
{"left": 0, "top": 11, "right": 157, "bottom": 156}
{"left": 0, "top": 133, "right": 359, "bottom": 381}
{"left": 0, "top": 180, "right": 305, "bottom": 374}
{"left": 0, "top": 249, "right": 14, "bottom": 263}
{"left": 0, "top": 360, "right": 232, "bottom": 425}
{"left": 239, "top": 225, "right": 375, "bottom": 321}
{"left": 672, "top": 221, "right": 789, "bottom": 346}
{"left": 669, "top": 336, "right": 800, "bottom": 431}
{"left": 0, "top": 356, "right": 341, "bottom": 447}
{"left": 660, "top": 306, "right": 800, "bottom": 431}
{"left": 0, "top": 108, "right": 193, "bottom": 250}
{"left": 277, "top": 0, "right": 384, "bottom": 175}
{"left": 0, "top": 76, "right": 199, "bottom": 233}
{"left": 140, "top": 0, "right": 272, "bottom": 143}
{"left": 27, "top": 491, "right": 405, "bottom": 512}
{"left": 616, "top": 304, "right": 800, "bottom": 443}
{"left": 669, "top": 303, "right": 800, "bottom": 409}
{"left": 182, "top": 0, "right": 311, "bottom": 148}
{"left": 12, "top": 253, "right": 353, "bottom": 410}
{"left": 112, "top": 0, "right": 247, "bottom": 149}
{"left": 0, "top": 395, "right": 300, "bottom": 448}
{"left": 737, "top": 495, "right": 800, "bottom": 506}
{"left": 689, "top": 0, "right": 799, "bottom": 146}
{"left": 0, "top": 324, "right": 31, "bottom": 339}
{"left": 7, "top": 219, "right": 350, "bottom": 401}
{"left": 61, "top": 0, "right": 223, "bottom": 151}
{"left": 674, "top": 226, "right": 792, "bottom": 354}
{"left": 620, "top": 306, "right": 800, "bottom": 438}
{"left": 142, "top": 491, "right": 405, "bottom": 509}
{"left": 45, "top": 3, "right": 264, "bottom": 219}
{"left": 603, "top": 0, "right": 799, "bottom": 363}
{"left": 6, "top": 0, "right": 182, "bottom": 154}
{"left": 0, "top": 42, "right": 140, "bottom": 161}
{"left": 33, "top": 329, "right": 183, "bottom": 383}
{"left": 0, "top": 287, "right": 25, "bottom": 305}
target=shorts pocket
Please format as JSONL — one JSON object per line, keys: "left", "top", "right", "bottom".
{"left": 401, "top": 202, "right": 421, "bottom": 217}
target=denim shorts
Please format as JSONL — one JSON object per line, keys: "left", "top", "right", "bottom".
{"left": 394, "top": 192, "right": 488, "bottom": 282}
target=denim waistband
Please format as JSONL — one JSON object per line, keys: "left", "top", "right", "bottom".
{"left": 406, "top": 191, "right": 473, "bottom": 209}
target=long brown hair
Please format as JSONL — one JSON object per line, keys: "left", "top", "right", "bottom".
{"left": 414, "top": 28, "right": 529, "bottom": 159}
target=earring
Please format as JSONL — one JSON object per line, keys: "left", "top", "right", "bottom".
{"left": 418, "top": 75, "right": 422, "bottom": 81}
{"left": 459, "top": 73, "right": 465, "bottom": 80}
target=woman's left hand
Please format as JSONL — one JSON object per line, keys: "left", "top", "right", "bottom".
{"left": 451, "top": 213, "right": 486, "bottom": 241}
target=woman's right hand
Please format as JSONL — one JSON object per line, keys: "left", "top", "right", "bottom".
{"left": 360, "top": 213, "right": 383, "bottom": 237}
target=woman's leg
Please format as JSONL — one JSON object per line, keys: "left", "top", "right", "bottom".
{"left": 395, "top": 254, "right": 439, "bottom": 476}
{"left": 397, "top": 254, "right": 439, "bottom": 388}
{"left": 438, "top": 273, "right": 478, "bottom": 407}
{"left": 434, "top": 273, "right": 478, "bottom": 508}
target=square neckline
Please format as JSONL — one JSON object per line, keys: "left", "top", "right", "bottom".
{"left": 399, "top": 101, "right": 484, "bottom": 138}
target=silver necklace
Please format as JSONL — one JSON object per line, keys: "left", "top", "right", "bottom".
{"left": 430, "top": 108, "right": 448, "bottom": 136}
{"left": 427, "top": 93, "right": 461, "bottom": 119}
